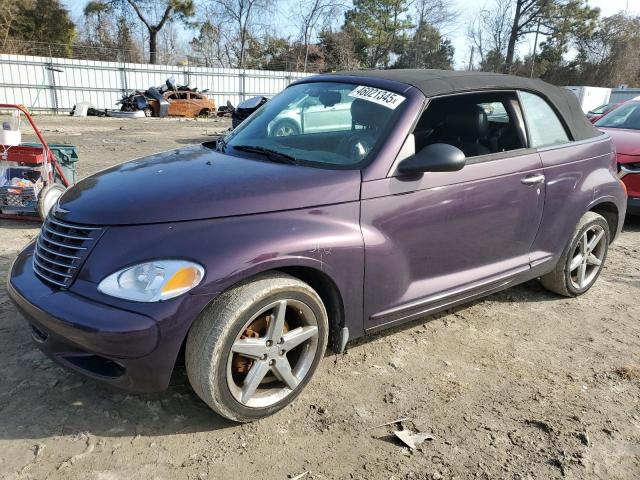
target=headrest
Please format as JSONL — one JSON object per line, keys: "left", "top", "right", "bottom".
{"left": 444, "top": 105, "right": 489, "bottom": 138}
{"left": 351, "top": 99, "right": 389, "bottom": 129}
{"left": 319, "top": 90, "right": 341, "bottom": 107}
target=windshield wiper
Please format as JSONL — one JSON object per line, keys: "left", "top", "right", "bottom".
{"left": 216, "top": 136, "right": 227, "bottom": 152}
{"left": 232, "top": 145, "right": 299, "bottom": 165}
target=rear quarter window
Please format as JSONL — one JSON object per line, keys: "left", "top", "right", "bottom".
{"left": 519, "top": 91, "right": 570, "bottom": 148}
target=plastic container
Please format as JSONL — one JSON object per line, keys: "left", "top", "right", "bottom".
{"left": 22, "top": 142, "right": 79, "bottom": 185}
{"left": 0, "top": 145, "right": 45, "bottom": 164}
{"left": 0, "top": 166, "right": 41, "bottom": 213}
{"left": 0, "top": 129, "right": 21, "bottom": 146}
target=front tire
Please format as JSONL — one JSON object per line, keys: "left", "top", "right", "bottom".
{"left": 540, "top": 211, "right": 609, "bottom": 297}
{"left": 270, "top": 120, "right": 300, "bottom": 137}
{"left": 38, "top": 183, "right": 66, "bottom": 219}
{"left": 186, "top": 272, "right": 328, "bottom": 422}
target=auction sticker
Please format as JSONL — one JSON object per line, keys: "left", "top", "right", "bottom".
{"left": 348, "top": 85, "right": 406, "bottom": 109}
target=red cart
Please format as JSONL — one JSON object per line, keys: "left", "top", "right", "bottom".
{"left": 0, "top": 104, "right": 71, "bottom": 220}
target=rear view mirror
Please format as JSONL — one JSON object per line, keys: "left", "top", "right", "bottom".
{"left": 397, "top": 143, "right": 466, "bottom": 175}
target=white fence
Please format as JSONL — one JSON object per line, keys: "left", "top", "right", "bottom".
{"left": 0, "top": 54, "right": 311, "bottom": 114}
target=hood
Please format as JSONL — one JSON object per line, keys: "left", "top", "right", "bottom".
{"left": 57, "top": 144, "right": 361, "bottom": 225}
{"left": 600, "top": 127, "right": 640, "bottom": 156}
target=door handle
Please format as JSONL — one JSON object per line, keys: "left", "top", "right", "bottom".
{"left": 521, "top": 174, "right": 545, "bottom": 185}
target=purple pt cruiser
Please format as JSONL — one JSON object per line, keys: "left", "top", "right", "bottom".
{"left": 8, "top": 70, "right": 627, "bottom": 421}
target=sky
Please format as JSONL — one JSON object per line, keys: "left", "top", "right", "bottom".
{"left": 63, "top": 0, "right": 640, "bottom": 68}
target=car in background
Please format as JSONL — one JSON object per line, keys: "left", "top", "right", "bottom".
{"left": 268, "top": 92, "right": 352, "bottom": 136}
{"left": 587, "top": 102, "right": 621, "bottom": 123}
{"left": 148, "top": 90, "right": 216, "bottom": 118}
{"left": 596, "top": 100, "right": 640, "bottom": 215}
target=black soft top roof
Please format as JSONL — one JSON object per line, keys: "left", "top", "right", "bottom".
{"left": 330, "top": 69, "right": 601, "bottom": 141}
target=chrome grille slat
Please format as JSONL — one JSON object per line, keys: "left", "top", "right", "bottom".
{"left": 33, "top": 256, "right": 73, "bottom": 278}
{"left": 39, "top": 234, "right": 87, "bottom": 251}
{"left": 33, "top": 214, "right": 103, "bottom": 289}
{"left": 48, "top": 217, "right": 100, "bottom": 231}
{"left": 34, "top": 245, "right": 76, "bottom": 269}
{"left": 36, "top": 238, "right": 80, "bottom": 260}
{"left": 43, "top": 225, "right": 92, "bottom": 241}
{"left": 32, "top": 269, "right": 68, "bottom": 287}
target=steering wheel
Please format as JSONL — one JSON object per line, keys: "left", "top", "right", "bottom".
{"left": 338, "top": 132, "right": 376, "bottom": 163}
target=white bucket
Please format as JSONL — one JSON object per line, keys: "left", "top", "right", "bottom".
{"left": 0, "top": 129, "right": 21, "bottom": 146}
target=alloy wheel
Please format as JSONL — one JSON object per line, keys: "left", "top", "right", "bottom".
{"left": 226, "top": 299, "right": 319, "bottom": 408}
{"left": 274, "top": 124, "right": 296, "bottom": 136}
{"left": 568, "top": 224, "right": 606, "bottom": 290}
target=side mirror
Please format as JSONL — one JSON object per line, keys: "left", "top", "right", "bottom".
{"left": 397, "top": 143, "right": 466, "bottom": 175}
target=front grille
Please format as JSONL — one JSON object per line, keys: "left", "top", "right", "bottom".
{"left": 33, "top": 215, "right": 103, "bottom": 288}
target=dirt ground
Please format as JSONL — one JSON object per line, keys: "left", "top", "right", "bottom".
{"left": 0, "top": 116, "right": 639, "bottom": 480}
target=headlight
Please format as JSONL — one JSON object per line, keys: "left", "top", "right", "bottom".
{"left": 98, "top": 260, "right": 205, "bottom": 302}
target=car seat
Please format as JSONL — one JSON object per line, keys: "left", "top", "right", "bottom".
{"left": 437, "top": 104, "right": 491, "bottom": 157}
{"left": 338, "top": 99, "right": 389, "bottom": 162}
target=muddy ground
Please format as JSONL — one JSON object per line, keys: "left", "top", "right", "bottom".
{"left": 0, "top": 116, "right": 639, "bottom": 480}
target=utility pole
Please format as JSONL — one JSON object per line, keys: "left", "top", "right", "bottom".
{"left": 530, "top": 18, "right": 541, "bottom": 78}
{"left": 468, "top": 46, "right": 474, "bottom": 71}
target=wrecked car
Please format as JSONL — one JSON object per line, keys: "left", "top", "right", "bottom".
{"left": 118, "top": 78, "right": 216, "bottom": 118}
{"left": 229, "top": 96, "right": 269, "bottom": 129}
{"left": 8, "top": 70, "right": 626, "bottom": 422}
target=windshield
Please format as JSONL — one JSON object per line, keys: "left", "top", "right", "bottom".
{"left": 595, "top": 102, "right": 640, "bottom": 130}
{"left": 590, "top": 103, "right": 613, "bottom": 115}
{"left": 220, "top": 82, "right": 407, "bottom": 168}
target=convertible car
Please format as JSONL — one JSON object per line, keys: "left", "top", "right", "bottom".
{"left": 8, "top": 70, "right": 626, "bottom": 422}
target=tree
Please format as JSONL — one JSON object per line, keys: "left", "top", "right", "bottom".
{"left": 125, "top": 0, "right": 195, "bottom": 64}
{"left": 571, "top": 13, "right": 640, "bottom": 87}
{"left": 190, "top": 20, "right": 230, "bottom": 67}
{"left": 502, "top": 0, "right": 599, "bottom": 73}
{"left": 466, "top": 0, "right": 514, "bottom": 72}
{"left": 206, "top": 0, "right": 273, "bottom": 69}
{"left": 244, "top": 34, "right": 288, "bottom": 68}
{"left": 318, "top": 28, "right": 360, "bottom": 71}
{"left": 298, "top": 0, "right": 343, "bottom": 72}
{"left": 78, "top": 1, "right": 143, "bottom": 61}
{"left": 395, "top": 22, "right": 454, "bottom": 69}
{"left": 405, "top": 0, "right": 455, "bottom": 69}
{"left": 8, "top": 0, "right": 76, "bottom": 55}
{"left": 413, "top": 0, "right": 457, "bottom": 32}
{"left": 0, "top": 0, "right": 21, "bottom": 51}
{"left": 343, "top": 0, "right": 412, "bottom": 68}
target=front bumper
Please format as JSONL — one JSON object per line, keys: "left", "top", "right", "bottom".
{"left": 7, "top": 250, "right": 212, "bottom": 393}
{"left": 619, "top": 166, "right": 640, "bottom": 215}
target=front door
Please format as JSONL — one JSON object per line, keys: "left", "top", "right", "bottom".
{"left": 361, "top": 91, "right": 545, "bottom": 331}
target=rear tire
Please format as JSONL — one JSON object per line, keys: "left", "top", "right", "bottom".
{"left": 540, "top": 211, "right": 609, "bottom": 297}
{"left": 186, "top": 272, "right": 328, "bottom": 422}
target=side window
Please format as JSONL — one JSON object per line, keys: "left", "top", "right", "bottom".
{"left": 412, "top": 92, "right": 526, "bottom": 159}
{"left": 519, "top": 91, "right": 570, "bottom": 148}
